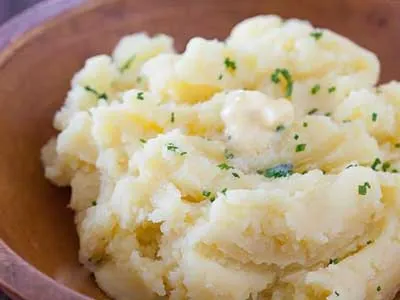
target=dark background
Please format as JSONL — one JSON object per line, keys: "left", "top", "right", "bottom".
{"left": 0, "top": 0, "right": 42, "bottom": 25}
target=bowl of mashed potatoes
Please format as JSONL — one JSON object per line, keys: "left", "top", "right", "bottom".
{"left": 1, "top": 1, "right": 400, "bottom": 300}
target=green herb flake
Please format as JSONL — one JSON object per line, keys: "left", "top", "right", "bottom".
{"left": 377, "top": 286, "right": 381, "bottom": 292}
{"left": 296, "top": 144, "right": 306, "bottom": 152}
{"left": 371, "top": 158, "right": 381, "bottom": 170}
{"left": 224, "top": 57, "right": 237, "bottom": 71}
{"left": 303, "top": 122, "right": 308, "bottom": 128}
{"left": 343, "top": 120, "right": 351, "bottom": 123}
{"left": 271, "top": 68, "right": 294, "bottom": 98}
{"left": 294, "top": 134, "right": 299, "bottom": 140}
{"left": 224, "top": 149, "right": 234, "bottom": 160}
{"left": 218, "top": 74, "right": 223, "bottom": 80}
{"left": 232, "top": 172, "right": 240, "bottom": 178}
{"left": 202, "top": 190, "right": 211, "bottom": 197}
{"left": 382, "top": 161, "right": 391, "bottom": 172}
{"left": 166, "top": 142, "right": 187, "bottom": 156}
{"left": 166, "top": 143, "right": 179, "bottom": 152}
{"left": 358, "top": 182, "right": 371, "bottom": 196}
{"left": 308, "top": 108, "right": 318, "bottom": 115}
{"left": 395, "top": 143, "right": 400, "bottom": 148}
{"left": 334, "top": 291, "right": 340, "bottom": 296}
{"left": 262, "top": 163, "right": 293, "bottom": 178}
{"left": 136, "top": 91, "right": 144, "bottom": 100}
{"left": 91, "top": 201, "right": 97, "bottom": 206}
{"left": 392, "top": 169, "right": 398, "bottom": 173}
{"left": 84, "top": 86, "right": 108, "bottom": 100}
{"left": 366, "top": 240, "right": 373, "bottom": 245}
{"left": 310, "top": 30, "right": 323, "bottom": 40}
{"left": 171, "top": 112, "right": 175, "bottom": 123}
{"left": 217, "top": 163, "right": 234, "bottom": 170}
{"left": 325, "top": 112, "right": 332, "bottom": 117}
{"left": 346, "top": 163, "right": 358, "bottom": 169}
{"left": 372, "top": 112, "right": 378, "bottom": 122}
{"left": 120, "top": 54, "right": 136, "bottom": 73}
{"left": 221, "top": 188, "right": 227, "bottom": 195}
{"left": 136, "top": 76, "right": 143, "bottom": 83}
{"left": 311, "top": 84, "right": 321, "bottom": 95}
{"left": 140, "top": 138, "right": 147, "bottom": 144}
{"left": 276, "top": 124, "right": 285, "bottom": 132}
{"left": 328, "top": 86, "right": 336, "bottom": 93}
{"left": 329, "top": 258, "right": 340, "bottom": 265}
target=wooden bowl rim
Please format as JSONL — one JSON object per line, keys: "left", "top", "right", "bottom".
{"left": 0, "top": 1, "right": 105, "bottom": 299}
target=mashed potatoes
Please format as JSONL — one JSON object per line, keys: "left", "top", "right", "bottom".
{"left": 41, "top": 15, "right": 400, "bottom": 300}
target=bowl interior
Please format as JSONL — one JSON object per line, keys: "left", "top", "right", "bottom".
{"left": 0, "top": 0, "right": 399, "bottom": 299}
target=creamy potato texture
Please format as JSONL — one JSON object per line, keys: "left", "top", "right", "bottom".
{"left": 41, "top": 16, "right": 400, "bottom": 300}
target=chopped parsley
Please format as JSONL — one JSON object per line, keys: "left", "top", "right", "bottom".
{"left": 308, "top": 108, "right": 318, "bottom": 115}
{"left": 261, "top": 163, "right": 293, "bottom": 178}
{"left": 392, "top": 169, "right": 398, "bottom": 173}
{"left": 276, "top": 124, "right": 285, "bottom": 132}
{"left": 310, "top": 30, "right": 323, "bottom": 40}
{"left": 382, "top": 161, "right": 391, "bottom": 172}
{"left": 221, "top": 188, "right": 227, "bottom": 195}
{"left": 329, "top": 258, "right": 340, "bottom": 265}
{"left": 224, "top": 149, "right": 234, "bottom": 160}
{"left": 294, "top": 133, "right": 299, "bottom": 140}
{"left": 358, "top": 182, "right": 371, "bottom": 195}
{"left": 366, "top": 240, "right": 373, "bottom": 245}
{"left": 334, "top": 291, "right": 340, "bottom": 296}
{"left": 120, "top": 54, "right": 136, "bottom": 73}
{"left": 136, "top": 76, "right": 143, "bottom": 83}
{"left": 371, "top": 158, "right": 381, "bottom": 170}
{"left": 202, "top": 190, "right": 211, "bottom": 197}
{"left": 395, "top": 143, "right": 400, "bottom": 148}
{"left": 377, "top": 286, "right": 381, "bottom": 292}
{"left": 139, "top": 138, "right": 147, "bottom": 144}
{"left": 171, "top": 112, "right": 175, "bottom": 123}
{"left": 166, "top": 143, "right": 186, "bottom": 156}
{"left": 232, "top": 172, "right": 240, "bottom": 178}
{"left": 91, "top": 201, "right": 97, "bottom": 206}
{"left": 303, "top": 122, "right": 308, "bottom": 128}
{"left": 218, "top": 74, "right": 223, "bottom": 80}
{"left": 342, "top": 119, "right": 351, "bottom": 123}
{"left": 224, "top": 57, "right": 237, "bottom": 72}
{"left": 328, "top": 86, "right": 336, "bottom": 93}
{"left": 311, "top": 84, "right": 321, "bottom": 95}
{"left": 136, "top": 91, "right": 144, "bottom": 100}
{"left": 271, "top": 68, "right": 294, "bottom": 98}
{"left": 218, "top": 163, "right": 234, "bottom": 170}
{"left": 325, "top": 112, "right": 332, "bottom": 117}
{"left": 372, "top": 112, "right": 378, "bottom": 122}
{"left": 296, "top": 144, "right": 306, "bottom": 152}
{"left": 346, "top": 163, "right": 358, "bottom": 169}
{"left": 84, "top": 86, "right": 108, "bottom": 100}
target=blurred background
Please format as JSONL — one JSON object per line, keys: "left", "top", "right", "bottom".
{"left": 0, "top": 0, "right": 42, "bottom": 25}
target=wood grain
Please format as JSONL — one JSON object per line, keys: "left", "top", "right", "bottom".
{"left": 0, "top": 0, "right": 399, "bottom": 299}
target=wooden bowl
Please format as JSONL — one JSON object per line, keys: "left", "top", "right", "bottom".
{"left": 0, "top": 0, "right": 399, "bottom": 299}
